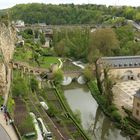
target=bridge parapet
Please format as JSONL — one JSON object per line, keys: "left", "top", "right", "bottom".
{"left": 64, "top": 70, "right": 83, "bottom": 79}
{"left": 9, "top": 61, "right": 50, "bottom": 75}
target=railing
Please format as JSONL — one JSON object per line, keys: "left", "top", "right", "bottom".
{"left": 10, "top": 61, "right": 49, "bottom": 74}
{"left": 64, "top": 70, "right": 82, "bottom": 74}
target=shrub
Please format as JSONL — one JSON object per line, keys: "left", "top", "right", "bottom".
{"left": 7, "top": 97, "right": 15, "bottom": 114}
{"left": 111, "top": 111, "right": 122, "bottom": 122}
{"left": 53, "top": 69, "right": 64, "bottom": 85}
{"left": 0, "top": 96, "right": 4, "bottom": 105}
{"left": 122, "top": 119, "right": 137, "bottom": 135}
{"left": 74, "top": 109, "right": 82, "bottom": 124}
{"left": 107, "top": 104, "right": 118, "bottom": 113}
{"left": 98, "top": 95, "right": 107, "bottom": 106}
{"left": 125, "top": 117, "right": 140, "bottom": 129}
{"left": 30, "top": 77, "right": 38, "bottom": 92}
{"left": 18, "top": 115, "right": 35, "bottom": 136}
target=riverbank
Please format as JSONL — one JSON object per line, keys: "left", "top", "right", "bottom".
{"left": 52, "top": 82, "right": 90, "bottom": 140}
{"left": 88, "top": 80, "right": 138, "bottom": 137}
{"left": 63, "top": 82, "right": 132, "bottom": 140}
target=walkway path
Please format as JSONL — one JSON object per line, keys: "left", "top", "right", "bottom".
{"left": 0, "top": 67, "right": 18, "bottom": 140}
{"left": 0, "top": 112, "right": 18, "bottom": 140}
{"left": 0, "top": 124, "right": 11, "bottom": 140}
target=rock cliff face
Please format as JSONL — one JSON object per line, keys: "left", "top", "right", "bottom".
{"left": 0, "top": 23, "right": 16, "bottom": 95}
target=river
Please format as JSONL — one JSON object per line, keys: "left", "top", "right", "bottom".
{"left": 63, "top": 82, "right": 130, "bottom": 140}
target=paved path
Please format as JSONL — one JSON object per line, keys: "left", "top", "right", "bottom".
{"left": 0, "top": 112, "right": 18, "bottom": 140}
{"left": 0, "top": 124, "right": 11, "bottom": 140}
{"left": 0, "top": 67, "right": 18, "bottom": 140}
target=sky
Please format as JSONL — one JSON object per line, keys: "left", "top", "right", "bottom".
{"left": 0, "top": 0, "right": 140, "bottom": 9}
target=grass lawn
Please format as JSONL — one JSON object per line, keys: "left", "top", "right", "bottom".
{"left": 14, "top": 48, "right": 60, "bottom": 68}
{"left": 38, "top": 56, "right": 60, "bottom": 68}
{"left": 13, "top": 48, "right": 32, "bottom": 62}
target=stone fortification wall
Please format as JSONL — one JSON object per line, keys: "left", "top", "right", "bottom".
{"left": 0, "top": 23, "right": 16, "bottom": 95}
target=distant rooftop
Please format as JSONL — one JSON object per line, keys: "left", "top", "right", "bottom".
{"left": 99, "top": 56, "right": 140, "bottom": 69}
{"left": 135, "top": 90, "right": 140, "bottom": 99}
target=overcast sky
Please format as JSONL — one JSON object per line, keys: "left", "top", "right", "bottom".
{"left": 0, "top": 0, "right": 140, "bottom": 9}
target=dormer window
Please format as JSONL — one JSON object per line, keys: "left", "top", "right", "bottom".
{"left": 124, "top": 63, "right": 127, "bottom": 66}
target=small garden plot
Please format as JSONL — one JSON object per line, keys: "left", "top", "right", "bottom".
{"left": 14, "top": 49, "right": 60, "bottom": 69}
{"left": 14, "top": 98, "right": 35, "bottom": 136}
{"left": 14, "top": 48, "right": 32, "bottom": 62}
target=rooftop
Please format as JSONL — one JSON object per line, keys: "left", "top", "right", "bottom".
{"left": 100, "top": 55, "right": 140, "bottom": 69}
{"left": 134, "top": 89, "right": 140, "bottom": 99}
{"left": 113, "top": 80, "right": 140, "bottom": 109}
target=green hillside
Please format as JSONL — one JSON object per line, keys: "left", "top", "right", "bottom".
{"left": 0, "top": 3, "right": 140, "bottom": 25}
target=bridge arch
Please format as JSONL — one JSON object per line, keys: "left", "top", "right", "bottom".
{"left": 62, "top": 74, "right": 86, "bottom": 86}
{"left": 77, "top": 75, "right": 86, "bottom": 84}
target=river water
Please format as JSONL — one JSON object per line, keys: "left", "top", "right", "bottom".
{"left": 63, "top": 83, "right": 130, "bottom": 140}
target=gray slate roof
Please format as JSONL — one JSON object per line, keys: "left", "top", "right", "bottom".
{"left": 100, "top": 56, "right": 140, "bottom": 69}
{"left": 134, "top": 90, "right": 140, "bottom": 99}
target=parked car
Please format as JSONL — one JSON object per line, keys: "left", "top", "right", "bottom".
{"left": 37, "top": 117, "right": 52, "bottom": 140}
{"left": 40, "top": 102, "right": 49, "bottom": 111}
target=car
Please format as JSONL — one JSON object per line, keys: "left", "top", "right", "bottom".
{"left": 37, "top": 117, "right": 52, "bottom": 140}
{"left": 40, "top": 102, "right": 49, "bottom": 111}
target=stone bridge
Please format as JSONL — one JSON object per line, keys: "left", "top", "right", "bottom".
{"left": 9, "top": 61, "right": 84, "bottom": 81}
{"left": 16, "top": 25, "right": 53, "bottom": 38}
{"left": 16, "top": 25, "right": 51, "bottom": 31}
{"left": 64, "top": 70, "right": 83, "bottom": 79}
{"left": 9, "top": 61, "right": 50, "bottom": 75}
{"left": 62, "top": 70, "right": 85, "bottom": 85}
{"left": 16, "top": 24, "right": 91, "bottom": 31}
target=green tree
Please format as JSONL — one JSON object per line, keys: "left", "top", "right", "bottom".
{"left": 90, "top": 28, "right": 119, "bottom": 56}
{"left": 40, "top": 33, "right": 46, "bottom": 45}
{"left": 111, "top": 17, "right": 126, "bottom": 27}
{"left": 87, "top": 48, "right": 101, "bottom": 63}
{"left": 0, "top": 13, "right": 9, "bottom": 26}
{"left": 32, "top": 51, "right": 40, "bottom": 66}
{"left": 83, "top": 65, "right": 94, "bottom": 81}
{"left": 115, "top": 25, "right": 134, "bottom": 53}
{"left": 103, "top": 67, "right": 114, "bottom": 106}
{"left": 53, "top": 69, "right": 64, "bottom": 85}
{"left": 30, "top": 77, "right": 38, "bottom": 92}
{"left": 54, "top": 39, "right": 66, "bottom": 57}
{"left": 12, "top": 77, "right": 28, "bottom": 97}
{"left": 123, "top": 7, "right": 135, "bottom": 19}
{"left": 134, "top": 12, "right": 140, "bottom": 22}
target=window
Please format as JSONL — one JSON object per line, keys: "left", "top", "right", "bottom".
{"left": 124, "top": 63, "right": 127, "bottom": 66}
{"left": 136, "top": 110, "right": 139, "bottom": 116}
{"left": 114, "top": 64, "right": 117, "bottom": 67}
{"left": 137, "top": 102, "right": 140, "bottom": 107}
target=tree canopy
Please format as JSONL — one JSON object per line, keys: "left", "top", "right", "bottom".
{"left": 90, "top": 28, "right": 119, "bottom": 56}
{"left": 1, "top": 3, "right": 140, "bottom": 25}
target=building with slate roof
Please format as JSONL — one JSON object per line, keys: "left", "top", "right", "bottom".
{"left": 96, "top": 56, "right": 140, "bottom": 121}
{"left": 98, "top": 56, "right": 140, "bottom": 69}
{"left": 97, "top": 56, "right": 140, "bottom": 80}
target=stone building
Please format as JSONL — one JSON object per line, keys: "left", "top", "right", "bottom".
{"left": 133, "top": 90, "right": 140, "bottom": 121}
{"left": 12, "top": 20, "right": 25, "bottom": 27}
{"left": 97, "top": 56, "right": 140, "bottom": 121}
{"left": 0, "top": 23, "right": 16, "bottom": 97}
{"left": 97, "top": 56, "right": 140, "bottom": 80}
